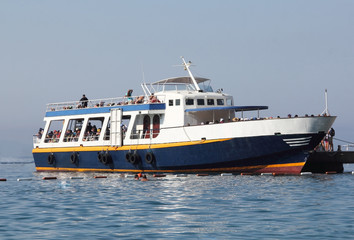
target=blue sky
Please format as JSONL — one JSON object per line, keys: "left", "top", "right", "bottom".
{"left": 0, "top": 0, "right": 353, "bottom": 159}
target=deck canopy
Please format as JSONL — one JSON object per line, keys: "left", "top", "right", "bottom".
{"left": 185, "top": 106, "right": 268, "bottom": 113}
{"left": 152, "top": 76, "right": 209, "bottom": 85}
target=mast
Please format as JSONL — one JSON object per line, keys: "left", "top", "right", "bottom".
{"left": 181, "top": 56, "right": 201, "bottom": 91}
{"left": 321, "top": 89, "right": 330, "bottom": 116}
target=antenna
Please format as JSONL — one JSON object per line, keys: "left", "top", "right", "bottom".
{"left": 140, "top": 62, "right": 151, "bottom": 97}
{"left": 181, "top": 56, "right": 201, "bottom": 91}
{"left": 321, "top": 89, "right": 330, "bottom": 116}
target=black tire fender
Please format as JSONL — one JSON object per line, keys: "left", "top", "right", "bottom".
{"left": 48, "top": 153, "right": 55, "bottom": 165}
{"left": 129, "top": 153, "right": 140, "bottom": 165}
{"left": 70, "top": 152, "right": 78, "bottom": 164}
{"left": 145, "top": 152, "right": 155, "bottom": 164}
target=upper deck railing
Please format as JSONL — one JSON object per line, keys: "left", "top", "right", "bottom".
{"left": 46, "top": 95, "right": 165, "bottom": 112}
{"left": 340, "top": 144, "right": 354, "bottom": 151}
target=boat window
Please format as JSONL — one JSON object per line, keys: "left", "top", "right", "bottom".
{"left": 227, "top": 98, "right": 233, "bottom": 106}
{"left": 186, "top": 98, "right": 194, "bottom": 105}
{"left": 217, "top": 99, "right": 225, "bottom": 106}
{"left": 175, "top": 99, "right": 180, "bottom": 106}
{"left": 64, "top": 118, "right": 84, "bottom": 142}
{"left": 83, "top": 117, "right": 104, "bottom": 141}
{"left": 153, "top": 115, "right": 160, "bottom": 138}
{"left": 197, "top": 99, "right": 205, "bottom": 106}
{"left": 169, "top": 100, "right": 173, "bottom": 106}
{"left": 121, "top": 116, "right": 130, "bottom": 140}
{"left": 45, "top": 119, "right": 65, "bottom": 143}
{"left": 143, "top": 115, "right": 151, "bottom": 139}
{"left": 207, "top": 99, "right": 215, "bottom": 105}
{"left": 104, "top": 118, "right": 110, "bottom": 140}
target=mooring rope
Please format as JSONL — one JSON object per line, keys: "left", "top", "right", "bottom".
{"left": 333, "top": 137, "right": 354, "bottom": 145}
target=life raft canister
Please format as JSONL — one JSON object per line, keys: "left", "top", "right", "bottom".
{"left": 47, "top": 153, "right": 55, "bottom": 165}
{"left": 70, "top": 152, "right": 79, "bottom": 164}
{"left": 145, "top": 152, "right": 155, "bottom": 164}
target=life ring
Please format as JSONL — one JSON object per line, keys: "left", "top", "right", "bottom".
{"left": 129, "top": 153, "right": 140, "bottom": 165}
{"left": 101, "top": 152, "right": 112, "bottom": 165}
{"left": 125, "top": 152, "right": 132, "bottom": 162}
{"left": 70, "top": 152, "right": 78, "bottom": 164}
{"left": 47, "top": 153, "right": 55, "bottom": 165}
{"left": 145, "top": 152, "right": 155, "bottom": 164}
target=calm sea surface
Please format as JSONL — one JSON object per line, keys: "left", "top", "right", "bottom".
{"left": 1, "top": 158, "right": 354, "bottom": 239}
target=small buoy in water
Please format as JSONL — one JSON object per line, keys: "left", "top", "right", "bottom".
{"left": 70, "top": 176, "right": 84, "bottom": 179}
{"left": 197, "top": 173, "right": 209, "bottom": 176}
{"left": 352, "top": 171, "right": 354, "bottom": 175}
{"left": 221, "top": 173, "right": 232, "bottom": 176}
{"left": 272, "top": 173, "right": 286, "bottom": 176}
{"left": 325, "top": 171, "right": 337, "bottom": 174}
{"left": 43, "top": 177, "right": 57, "bottom": 180}
{"left": 17, "top": 178, "right": 32, "bottom": 181}
{"left": 0, "top": 178, "right": 7, "bottom": 181}
{"left": 94, "top": 176, "right": 107, "bottom": 179}
{"left": 300, "top": 172, "right": 312, "bottom": 175}
{"left": 175, "top": 174, "right": 188, "bottom": 177}
{"left": 125, "top": 174, "right": 135, "bottom": 178}
{"left": 153, "top": 174, "right": 166, "bottom": 178}
{"left": 261, "top": 173, "right": 273, "bottom": 176}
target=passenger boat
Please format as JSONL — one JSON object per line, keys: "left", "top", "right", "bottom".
{"left": 32, "top": 57, "right": 336, "bottom": 174}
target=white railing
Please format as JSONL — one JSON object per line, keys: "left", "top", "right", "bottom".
{"left": 340, "top": 144, "right": 354, "bottom": 151}
{"left": 46, "top": 95, "right": 165, "bottom": 112}
{"left": 33, "top": 135, "right": 41, "bottom": 144}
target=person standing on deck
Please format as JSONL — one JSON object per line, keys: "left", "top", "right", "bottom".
{"left": 328, "top": 128, "right": 335, "bottom": 151}
{"left": 80, "top": 94, "right": 88, "bottom": 108}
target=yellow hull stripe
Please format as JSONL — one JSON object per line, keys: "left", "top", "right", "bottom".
{"left": 36, "top": 162, "right": 305, "bottom": 173}
{"left": 32, "top": 138, "right": 232, "bottom": 153}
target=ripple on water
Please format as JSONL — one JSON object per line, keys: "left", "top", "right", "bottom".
{"left": 1, "top": 163, "right": 354, "bottom": 239}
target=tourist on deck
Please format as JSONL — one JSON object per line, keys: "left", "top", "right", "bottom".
{"left": 125, "top": 89, "right": 133, "bottom": 103}
{"left": 134, "top": 96, "right": 144, "bottom": 104}
{"left": 324, "top": 133, "right": 329, "bottom": 151}
{"left": 37, "top": 128, "right": 43, "bottom": 139}
{"left": 80, "top": 94, "right": 88, "bottom": 108}
{"left": 328, "top": 128, "right": 335, "bottom": 151}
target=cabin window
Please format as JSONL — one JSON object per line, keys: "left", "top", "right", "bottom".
{"left": 121, "top": 116, "right": 130, "bottom": 140}
{"left": 186, "top": 98, "right": 194, "bottom": 105}
{"left": 83, "top": 117, "right": 104, "bottom": 141}
{"left": 217, "top": 99, "right": 225, "bottom": 106}
{"left": 45, "top": 119, "right": 64, "bottom": 143}
{"left": 169, "top": 100, "right": 174, "bottom": 106}
{"left": 104, "top": 118, "right": 110, "bottom": 140}
{"left": 153, "top": 115, "right": 160, "bottom": 138}
{"left": 207, "top": 99, "right": 215, "bottom": 105}
{"left": 197, "top": 99, "right": 205, "bottom": 106}
{"left": 175, "top": 99, "right": 180, "bottom": 106}
{"left": 64, "top": 118, "right": 84, "bottom": 142}
{"left": 227, "top": 98, "right": 233, "bottom": 106}
{"left": 143, "top": 115, "right": 151, "bottom": 139}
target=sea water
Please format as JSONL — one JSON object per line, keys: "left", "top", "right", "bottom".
{"left": 1, "top": 159, "right": 354, "bottom": 240}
